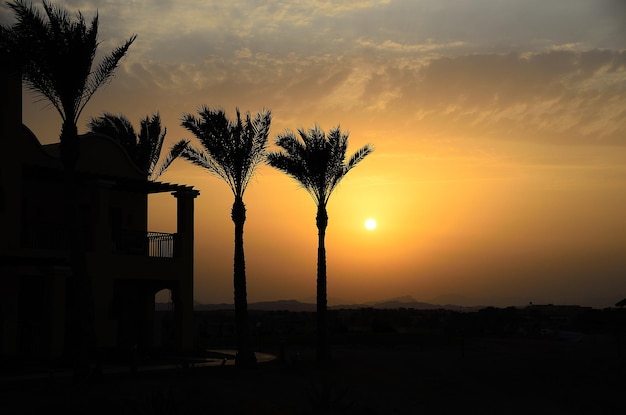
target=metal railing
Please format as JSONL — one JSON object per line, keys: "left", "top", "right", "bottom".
{"left": 113, "top": 229, "right": 174, "bottom": 258}
{"left": 147, "top": 232, "right": 174, "bottom": 258}
{"left": 21, "top": 223, "right": 175, "bottom": 258}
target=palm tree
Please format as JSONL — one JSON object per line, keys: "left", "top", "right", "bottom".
{"left": 266, "top": 125, "right": 373, "bottom": 362}
{"left": 162, "top": 106, "right": 272, "bottom": 368}
{"left": 88, "top": 112, "right": 170, "bottom": 180}
{"left": 1, "top": 0, "right": 135, "bottom": 380}
{"left": 3, "top": 0, "right": 136, "bottom": 166}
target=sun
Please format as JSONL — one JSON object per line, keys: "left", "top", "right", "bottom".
{"left": 364, "top": 218, "right": 377, "bottom": 230}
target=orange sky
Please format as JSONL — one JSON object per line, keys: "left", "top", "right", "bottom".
{"left": 4, "top": 0, "right": 626, "bottom": 307}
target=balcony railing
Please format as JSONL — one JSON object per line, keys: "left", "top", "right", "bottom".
{"left": 113, "top": 230, "right": 174, "bottom": 258}
{"left": 148, "top": 232, "right": 174, "bottom": 258}
{"left": 22, "top": 223, "right": 174, "bottom": 258}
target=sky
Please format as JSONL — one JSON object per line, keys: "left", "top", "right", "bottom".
{"left": 3, "top": 0, "right": 626, "bottom": 308}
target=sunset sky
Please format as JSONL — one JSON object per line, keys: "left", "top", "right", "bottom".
{"left": 3, "top": 0, "right": 626, "bottom": 308}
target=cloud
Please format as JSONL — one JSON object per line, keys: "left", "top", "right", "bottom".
{"left": 8, "top": 1, "right": 624, "bottom": 146}
{"left": 4, "top": 0, "right": 623, "bottom": 62}
{"left": 109, "top": 44, "right": 626, "bottom": 145}
{"left": 356, "top": 38, "right": 466, "bottom": 54}
{"left": 384, "top": 50, "right": 626, "bottom": 144}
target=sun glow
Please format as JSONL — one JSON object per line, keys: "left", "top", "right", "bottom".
{"left": 365, "top": 218, "right": 377, "bottom": 230}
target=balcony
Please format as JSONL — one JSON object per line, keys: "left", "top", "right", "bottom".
{"left": 112, "top": 230, "right": 175, "bottom": 258}
{"left": 22, "top": 223, "right": 174, "bottom": 258}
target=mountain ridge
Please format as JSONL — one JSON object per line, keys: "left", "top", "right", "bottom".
{"left": 178, "top": 298, "right": 488, "bottom": 312}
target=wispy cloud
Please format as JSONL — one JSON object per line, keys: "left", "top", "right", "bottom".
{"left": 5, "top": 0, "right": 625, "bottom": 145}
{"left": 356, "top": 38, "right": 466, "bottom": 54}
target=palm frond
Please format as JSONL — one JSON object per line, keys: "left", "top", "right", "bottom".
{"left": 88, "top": 113, "right": 135, "bottom": 139}
{"left": 155, "top": 139, "right": 190, "bottom": 179}
{"left": 184, "top": 143, "right": 236, "bottom": 190}
{"left": 267, "top": 124, "right": 373, "bottom": 207}
{"left": 142, "top": 113, "right": 167, "bottom": 178}
{"left": 41, "top": 0, "right": 94, "bottom": 122}
{"left": 5, "top": 0, "right": 134, "bottom": 127}
{"left": 0, "top": 24, "right": 19, "bottom": 63}
{"left": 179, "top": 106, "right": 271, "bottom": 197}
{"left": 7, "top": 0, "right": 64, "bottom": 118}
{"left": 346, "top": 144, "right": 374, "bottom": 172}
{"left": 238, "top": 108, "right": 271, "bottom": 191}
{"left": 88, "top": 112, "right": 141, "bottom": 168}
{"left": 89, "top": 112, "right": 170, "bottom": 179}
{"left": 80, "top": 33, "right": 136, "bottom": 119}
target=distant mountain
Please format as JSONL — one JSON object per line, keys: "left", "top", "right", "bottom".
{"left": 161, "top": 296, "right": 606, "bottom": 312}
{"left": 192, "top": 301, "right": 234, "bottom": 311}
{"left": 428, "top": 293, "right": 474, "bottom": 306}
{"left": 355, "top": 299, "right": 448, "bottom": 310}
{"left": 181, "top": 297, "right": 486, "bottom": 312}
{"left": 248, "top": 300, "right": 317, "bottom": 312}
{"left": 189, "top": 300, "right": 318, "bottom": 312}
{"left": 364, "top": 295, "right": 417, "bottom": 305}
{"left": 335, "top": 297, "right": 484, "bottom": 312}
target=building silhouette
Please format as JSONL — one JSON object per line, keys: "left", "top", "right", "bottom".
{"left": 0, "top": 58, "right": 199, "bottom": 364}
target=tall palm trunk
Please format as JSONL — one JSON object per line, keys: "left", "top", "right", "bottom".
{"left": 316, "top": 206, "right": 331, "bottom": 362}
{"left": 267, "top": 124, "right": 372, "bottom": 364}
{"left": 232, "top": 195, "right": 256, "bottom": 367}
{"left": 60, "top": 120, "right": 95, "bottom": 381}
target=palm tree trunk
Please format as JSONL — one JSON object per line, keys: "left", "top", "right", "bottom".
{"left": 231, "top": 196, "right": 256, "bottom": 368}
{"left": 316, "top": 206, "right": 331, "bottom": 362}
{"left": 60, "top": 120, "right": 96, "bottom": 382}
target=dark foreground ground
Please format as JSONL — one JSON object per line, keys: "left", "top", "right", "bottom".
{"left": 1, "top": 331, "right": 624, "bottom": 414}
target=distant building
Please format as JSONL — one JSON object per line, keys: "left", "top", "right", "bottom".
{"left": 0, "top": 58, "right": 199, "bottom": 363}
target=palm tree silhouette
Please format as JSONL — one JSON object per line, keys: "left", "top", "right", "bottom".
{"left": 162, "top": 106, "right": 272, "bottom": 368}
{"left": 3, "top": 0, "right": 136, "bottom": 166}
{"left": 1, "top": 0, "right": 135, "bottom": 379}
{"left": 267, "top": 125, "right": 373, "bottom": 362}
{"left": 88, "top": 112, "right": 170, "bottom": 180}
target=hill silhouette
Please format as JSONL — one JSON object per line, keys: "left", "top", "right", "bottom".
{"left": 181, "top": 297, "right": 486, "bottom": 312}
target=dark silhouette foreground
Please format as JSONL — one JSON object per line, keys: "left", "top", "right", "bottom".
{"left": 1, "top": 0, "right": 135, "bottom": 382}
{"left": 1, "top": 328, "right": 623, "bottom": 414}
